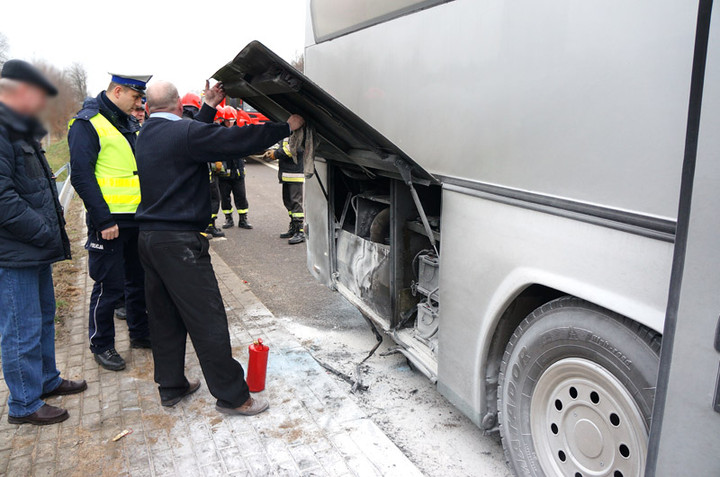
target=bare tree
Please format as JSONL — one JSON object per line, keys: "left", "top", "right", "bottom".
{"left": 0, "top": 33, "right": 9, "bottom": 68}
{"left": 33, "top": 60, "right": 82, "bottom": 140}
{"left": 67, "top": 62, "right": 89, "bottom": 102}
{"left": 291, "top": 52, "right": 304, "bottom": 74}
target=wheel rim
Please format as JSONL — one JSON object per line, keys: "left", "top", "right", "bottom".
{"left": 530, "top": 358, "right": 647, "bottom": 477}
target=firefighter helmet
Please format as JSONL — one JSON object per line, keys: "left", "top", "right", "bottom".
{"left": 214, "top": 106, "right": 225, "bottom": 122}
{"left": 222, "top": 105, "right": 238, "bottom": 121}
{"left": 181, "top": 92, "right": 201, "bottom": 109}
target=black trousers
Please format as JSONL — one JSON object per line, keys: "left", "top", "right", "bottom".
{"left": 209, "top": 173, "right": 221, "bottom": 221}
{"left": 219, "top": 175, "right": 248, "bottom": 215}
{"left": 86, "top": 226, "right": 149, "bottom": 353}
{"left": 138, "top": 230, "right": 250, "bottom": 407}
{"left": 282, "top": 182, "right": 304, "bottom": 224}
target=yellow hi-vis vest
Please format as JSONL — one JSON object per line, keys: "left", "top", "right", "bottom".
{"left": 70, "top": 114, "right": 141, "bottom": 213}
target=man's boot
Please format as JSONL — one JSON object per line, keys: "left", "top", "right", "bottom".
{"left": 222, "top": 214, "right": 234, "bottom": 229}
{"left": 280, "top": 221, "right": 296, "bottom": 239}
{"left": 237, "top": 214, "right": 253, "bottom": 229}
{"left": 205, "top": 220, "right": 225, "bottom": 238}
{"left": 288, "top": 225, "right": 306, "bottom": 245}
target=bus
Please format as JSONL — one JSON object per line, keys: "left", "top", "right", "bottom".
{"left": 214, "top": 0, "right": 720, "bottom": 475}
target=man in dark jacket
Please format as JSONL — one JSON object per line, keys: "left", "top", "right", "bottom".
{"left": 0, "top": 60, "right": 87, "bottom": 425}
{"left": 68, "top": 73, "right": 153, "bottom": 371}
{"left": 135, "top": 80, "right": 302, "bottom": 415}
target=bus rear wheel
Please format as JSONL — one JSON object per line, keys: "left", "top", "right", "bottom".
{"left": 497, "top": 297, "right": 661, "bottom": 477}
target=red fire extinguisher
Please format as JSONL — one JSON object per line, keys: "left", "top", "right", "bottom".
{"left": 247, "top": 338, "right": 269, "bottom": 392}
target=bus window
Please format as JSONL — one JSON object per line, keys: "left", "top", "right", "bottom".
{"left": 310, "top": 0, "right": 453, "bottom": 42}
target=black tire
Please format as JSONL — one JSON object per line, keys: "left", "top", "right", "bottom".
{"left": 497, "top": 296, "right": 661, "bottom": 477}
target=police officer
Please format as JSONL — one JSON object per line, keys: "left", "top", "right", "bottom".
{"left": 218, "top": 106, "right": 252, "bottom": 230}
{"left": 268, "top": 138, "right": 305, "bottom": 244}
{"left": 69, "top": 73, "right": 153, "bottom": 371}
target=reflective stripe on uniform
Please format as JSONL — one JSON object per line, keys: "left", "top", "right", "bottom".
{"left": 222, "top": 209, "right": 233, "bottom": 214}
{"left": 282, "top": 140, "right": 291, "bottom": 157}
{"left": 237, "top": 209, "right": 249, "bottom": 214}
{"left": 291, "top": 212, "right": 305, "bottom": 219}
{"left": 281, "top": 172, "right": 305, "bottom": 183}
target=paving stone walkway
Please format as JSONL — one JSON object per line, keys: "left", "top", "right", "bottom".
{"left": 0, "top": 249, "right": 424, "bottom": 477}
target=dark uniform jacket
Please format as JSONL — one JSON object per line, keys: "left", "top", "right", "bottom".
{"left": 135, "top": 104, "right": 290, "bottom": 231}
{"left": 0, "top": 102, "right": 71, "bottom": 267}
{"left": 68, "top": 92, "right": 141, "bottom": 231}
{"left": 219, "top": 158, "right": 245, "bottom": 180}
{"left": 274, "top": 140, "right": 304, "bottom": 183}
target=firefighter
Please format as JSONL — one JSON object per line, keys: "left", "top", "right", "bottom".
{"left": 268, "top": 138, "right": 305, "bottom": 244}
{"left": 68, "top": 73, "right": 153, "bottom": 371}
{"left": 201, "top": 106, "right": 226, "bottom": 238}
{"left": 181, "top": 92, "right": 201, "bottom": 119}
{"left": 218, "top": 105, "right": 252, "bottom": 229}
{"left": 181, "top": 92, "right": 225, "bottom": 238}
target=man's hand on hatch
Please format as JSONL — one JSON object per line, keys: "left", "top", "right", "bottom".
{"left": 203, "top": 80, "right": 226, "bottom": 108}
{"left": 101, "top": 225, "right": 119, "bottom": 240}
{"left": 287, "top": 114, "right": 305, "bottom": 132}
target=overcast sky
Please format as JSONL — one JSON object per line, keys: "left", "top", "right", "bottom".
{"left": 0, "top": 0, "right": 306, "bottom": 96}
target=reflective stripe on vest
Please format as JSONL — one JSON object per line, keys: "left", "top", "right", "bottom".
{"left": 69, "top": 113, "right": 140, "bottom": 213}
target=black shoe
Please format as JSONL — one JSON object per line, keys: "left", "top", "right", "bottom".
{"left": 222, "top": 214, "right": 234, "bottom": 229}
{"left": 41, "top": 379, "right": 88, "bottom": 399}
{"left": 8, "top": 404, "right": 69, "bottom": 426}
{"left": 94, "top": 348, "right": 126, "bottom": 371}
{"left": 280, "top": 221, "right": 296, "bottom": 239}
{"left": 205, "top": 225, "right": 225, "bottom": 238}
{"left": 237, "top": 215, "right": 253, "bottom": 229}
{"left": 289, "top": 231, "right": 306, "bottom": 245}
{"left": 115, "top": 306, "right": 127, "bottom": 320}
{"left": 161, "top": 380, "right": 201, "bottom": 407}
{"left": 130, "top": 338, "right": 152, "bottom": 349}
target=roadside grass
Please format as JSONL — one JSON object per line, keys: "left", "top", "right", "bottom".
{"left": 45, "top": 137, "right": 85, "bottom": 330}
{"left": 45, "top": 136, "right": 70, "bottom": 171}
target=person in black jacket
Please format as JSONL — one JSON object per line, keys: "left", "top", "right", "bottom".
{"left": 0, "top": 60, "right": 87, "bottom": 426}
{"left": 135, "top": 80, "right": 303, "bottom": 415}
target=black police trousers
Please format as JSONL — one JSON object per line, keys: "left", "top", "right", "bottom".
{"left": 219, "top": 175, "right": 248, "bottom": 215}
{"left": 138, "top": 230, "right": 251, "bottom": 407}
{"left": 86, "top": 225, "right": 149, "bottom": 354}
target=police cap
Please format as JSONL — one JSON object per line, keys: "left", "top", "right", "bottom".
{"left": 108, "top": 73, "right": 153, "bottom": 94}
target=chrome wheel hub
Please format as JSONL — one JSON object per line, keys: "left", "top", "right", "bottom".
{"left": 530, "top": 358, "right": 647, "bottom": 477}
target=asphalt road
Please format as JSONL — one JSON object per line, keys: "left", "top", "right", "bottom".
{"left": 211, "top": 159, "right": 510, "bottom": 477}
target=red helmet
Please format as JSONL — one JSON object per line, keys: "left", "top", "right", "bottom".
{"left": 222, "top": 105, "right": 237, "bottom": 121}
{"left": 214, "top": 106, "right": 225, "bottom": 122}
{"left": 181, "top": 92, "right": 201, "bottom": 109}
{"left": 236, "top": 109, "right": 252, "bottom": 127}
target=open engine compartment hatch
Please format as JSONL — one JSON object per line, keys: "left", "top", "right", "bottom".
{"left": 212, "top": 41, "right": 437, "bottom": 185}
